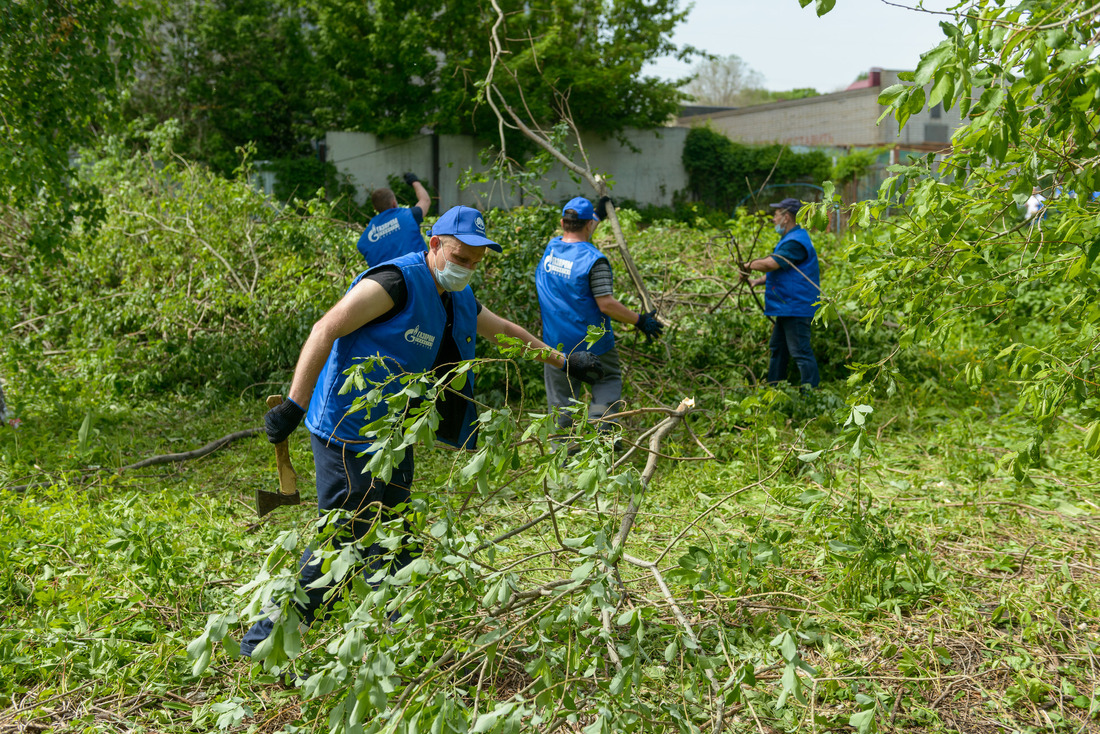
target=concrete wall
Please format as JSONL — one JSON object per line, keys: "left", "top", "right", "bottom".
{"left": 676, "top": 70, "right": 965, "bottom": 149}
{"left": 325, "top": 127, "right": 690, "bottom": 211}
{"left": 679, "top": 88, "right": 885, "bottom": 147}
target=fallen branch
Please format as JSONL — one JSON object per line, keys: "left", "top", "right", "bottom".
{"left": 5, "top": 428, "right": 263, "bottom": 493}
{"left": 119, "top": 428, "right": 263, "bottom": 471}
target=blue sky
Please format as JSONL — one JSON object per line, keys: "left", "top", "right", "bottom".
{"left": 646, "top": 0, "right": 957, "bottom": 93}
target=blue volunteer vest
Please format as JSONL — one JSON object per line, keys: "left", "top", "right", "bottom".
{"left": 535, "top": 237, "right": 615, "bottom": 356}
{"left": 306, "top": 251, "right": 479, "bottom": 450}
{"left": 356, "top": 208, "right": 427, "bottom": 266}
{"left": 764, "top": 226, "right": 820, "bottom": 318}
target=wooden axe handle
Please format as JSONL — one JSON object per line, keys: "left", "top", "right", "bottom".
{"left": 266, "top": 394, "right": 298, "bottom": 496}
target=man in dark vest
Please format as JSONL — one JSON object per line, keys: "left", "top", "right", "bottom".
{"left": 240, "top": 205, "right": 604, "bottom": 659}
{"left": 535, "top": 196, "right": 663, "bottom": 434}
{"left": 356, "top": 172, "right": 431, "bottom": 265}
{"left": 739, "top": 198, "right": 821, "bottom": 388}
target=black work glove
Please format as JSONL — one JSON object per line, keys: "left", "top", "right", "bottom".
{"left": 635, "top": 310, "right": 664, "bottom": 342}
{"left": 264, "top": 399, "right": 305, "bottom": 444}
{"left": 595, "top": 195, "right": 613, "bottom": 221}
{"left": 403, "top": 172, "right": 420, "bottom": 186}
{"left": 562, "top": 351, "right": 606, "bottom": 384}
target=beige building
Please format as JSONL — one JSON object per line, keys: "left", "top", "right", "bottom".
{"left": 676, "top": 69, "right": 965, "bottom": 205}
{"left": 677, "top": 68, "right": 963, "bottom": 152}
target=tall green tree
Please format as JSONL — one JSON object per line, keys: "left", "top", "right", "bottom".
{"left": 127, "top": 0, "right": 693, "bottom": 165}
{"left": 127, "top": 0, "right": 319, "bottom": 174}
{"left": 810, "top": 0, "right": 1100, "bottom": 472}
{"left": 455, "top": 0, "right": 691, "bottom": 140}
{"left": 0, "top": 0, "right": 146, "bottom": 251}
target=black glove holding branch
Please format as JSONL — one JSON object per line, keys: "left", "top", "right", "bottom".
{"left": 635, "top": 310, "right": 664, "bottom": 342}
{"left": 562, "top": 350, "right": 606, "bottom": 384}
{"left": 265, "top": 399, "right": 305, "bottom": 444}
{"left": 594, "top": 195, "right": 614, "bottom": 221}
{"left": 403, "top": 172, "right": 420, "bottom": 186}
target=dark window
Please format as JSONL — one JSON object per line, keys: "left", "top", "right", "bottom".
{"left": 924, "top": 124, "right": 948, "bottom": 143}
{"left": 930, "top": 103, "right": 942, "bottom": 119}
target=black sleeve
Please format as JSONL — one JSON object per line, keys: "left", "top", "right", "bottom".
{"left": 410, "top": 206, "right": 424, "bottom": 224}
{"left": 475, "top": 297, "right": 482, "bottom": 315}
{"left": 363, "top": 265, "right": 408, "bottom": 323}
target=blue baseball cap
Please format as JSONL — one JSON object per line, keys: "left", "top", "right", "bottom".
{"left": 562, "top": 196, "right": 598, "bottom": 221}
{"left": 428, "top": 206, "right": 502, "bottom": 252}
{"left": 769, "top": 198, "right": 803, "bottom": 215}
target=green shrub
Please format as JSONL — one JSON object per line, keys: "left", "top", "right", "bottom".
{"left": 1, "top": 144, "right": 359, "bottom": 409}
{"left": 682, "top": 127, "right": 831, "bottom": 213}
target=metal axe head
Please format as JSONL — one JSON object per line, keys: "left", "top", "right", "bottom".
{"left": 257, "top": 394, "right": 302, "bottom": 518}
{"left": 256, "top": 486, "right": 301, "bottom": 517}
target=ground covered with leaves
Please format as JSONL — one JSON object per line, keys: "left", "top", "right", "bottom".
{"left": 2, "top": 151, "right": 1099, "bottom": 733}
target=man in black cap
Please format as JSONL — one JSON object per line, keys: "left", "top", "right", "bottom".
{"left": 739, "top": 198, "right": 821, "bottom": 388}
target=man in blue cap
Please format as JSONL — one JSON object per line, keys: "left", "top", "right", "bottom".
{"left": 241, "top": 205, "right": 605, "bottom": 659}
{"left": 739, "top": 198, "right": 821, "bottom": 388}
{"left": 356, "top": 172, "right": 432, "bottom": 265}
{"left": 535, "top": 196, "right": 663, "bottom": 436}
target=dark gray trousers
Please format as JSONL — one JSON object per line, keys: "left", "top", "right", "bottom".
{"left": 543, "top": 346, "right": 623, "bottom": 430}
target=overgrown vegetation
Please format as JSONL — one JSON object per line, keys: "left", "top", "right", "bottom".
{"left": 4, "top": 1, "right": 1100, "bottom": 732}
{"left": 808, "top": 0, "right": 1100, "bottom": 477}
{"left": 681, "top": 127, "right": 832, "bottom": 214}
{"left": 3, "top": 129, "right": 1099, "bottom": 733}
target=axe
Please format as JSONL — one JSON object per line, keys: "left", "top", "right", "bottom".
{"left": 256, "top": 394, "right": 301, "bottom": 517}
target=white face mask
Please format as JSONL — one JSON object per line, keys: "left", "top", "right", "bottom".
{"left": 434, "top": 255, "right": 475, "bottom": 292}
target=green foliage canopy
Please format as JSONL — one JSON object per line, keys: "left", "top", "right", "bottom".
{"left": 126, "top": 0, "right": 320, "bottom": 174}
{"left": 815, "top": 0, "right": 1100, "bottom": 472}
{"left": 0, "top": 0, "right": 146, "bottom": 250}
{"left": 125, "top": 0, "right": 693, "bottom": 170}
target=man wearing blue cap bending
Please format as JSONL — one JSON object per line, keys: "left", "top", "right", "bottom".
{"left": 739, "top": 198, "right": 821, "bottom": 388}
{"left": 536, "top": 196, "right": 663, "bottom": 435}
{"left": 241, "top": 205, "right": 605, "bottom": 659}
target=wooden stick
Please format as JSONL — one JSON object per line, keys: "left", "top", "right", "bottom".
{"left": 6, "top": 428, "right": 263, "bottom": 493}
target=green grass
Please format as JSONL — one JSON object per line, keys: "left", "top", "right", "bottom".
{"left": 2, "top": 366, "right": 1098, "bottom": 733}
{"left": 3, "top": 207, "right": 1099, "bottom": 733}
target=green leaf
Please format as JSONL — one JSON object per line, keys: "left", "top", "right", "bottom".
{"left": 571, "top": 560, "right": 595, "bottom": 580}
{"left": 459, "top": 450, "right": 488, "bottom": 484}
{"left": 877, "top": 84, "right": 907, "bottom": 107}
{"left": 450, "top": 370, "right": 468, "bottom": 391}
{"left": 186, "top": 633, "right": 212, "bottom": 676}
{"left": 77, "top": 411, "right": 93, "bottom": 452}
{"left": 1084, "top": 421, "right": 1100, "bottom": 455}
{"left": 577, "top": 467, "right": 599, "bottom": 493}
{"left": 914, "top": 43, "right": 954, "bottom": 86}
{"left": 609, "top": 668, "right": 627, "bottom": 695}
{"left": 849, "top": 706, "right": 877, "bottom": 734}
{"left": 1065, "top": 255, "right": 1088, "bottom": 281}
{"left": 1086, "top": 236, "right": 1100, "bottom": 266}
{"left": 929, "top": 70, "right": 956, "bottom": 110}
{"left": 472, "top": 703, "right": 514, "bottom": 733}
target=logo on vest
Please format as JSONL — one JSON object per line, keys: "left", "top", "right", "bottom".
{"left": 404, "top": 325, "right": 436, "bottom": 350}
{"left": 367, "top": 218, "right": 401, "bottom": 243}
{"left": 543, "top": 249, "right": 573, "bottom": 277}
